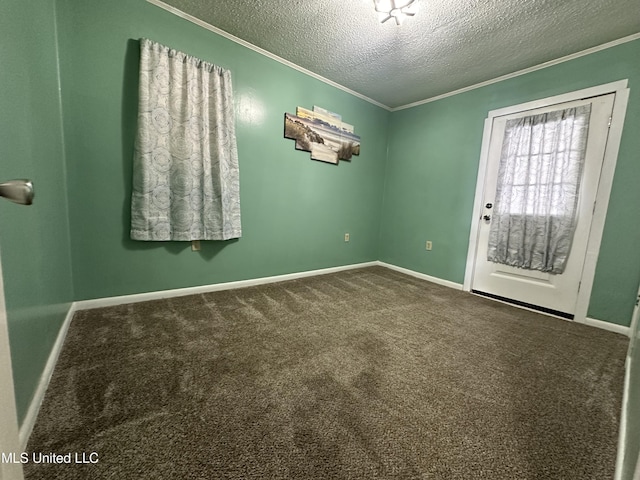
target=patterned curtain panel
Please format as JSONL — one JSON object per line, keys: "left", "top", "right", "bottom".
{"left": 131, "top": 38, "right": 241, "bottom": 241}
{"left": 487, "top": 104, "right": 591, "bottom": 274}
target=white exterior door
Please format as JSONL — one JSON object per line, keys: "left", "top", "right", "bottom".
{"left": 470, "top": 93, "right": 615, "bottom": 317}
{"left": 0, "top": 244, "right": 24, "bottom": 480}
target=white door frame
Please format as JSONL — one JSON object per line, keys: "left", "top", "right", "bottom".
{"left": 0, "top": 244, "right": 24, "bottom": 479}
{"left": 463, "top": 80, "right": 630, "bottom": 325}
{"left": 614, "top": 285, "right": 640, "bottom": 480}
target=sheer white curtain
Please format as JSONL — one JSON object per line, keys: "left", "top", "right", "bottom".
{"left": 131, "top": 38, "right": 241, "bottom": 241}
{"left": 487, "top": 104, "right": 591, "bottom": 273}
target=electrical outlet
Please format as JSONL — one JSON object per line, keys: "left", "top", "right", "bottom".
{"left": 426, "top": 240, "right": 432, "bottom": 251}
{"left": 344, "top": 233, "right": 350, "bottom": 242}
{"left": 191, "top": 240, "right": 201, "bottom": 251}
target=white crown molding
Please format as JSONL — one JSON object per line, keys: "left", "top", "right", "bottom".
{"left": 392, "top": 33, "right": 640, "bottom": 111}
{"left": 146, "top": 0, "right": 391, "bottom": 111}
{"left": 146, "top": 1, "right": 639, "bottom": 113}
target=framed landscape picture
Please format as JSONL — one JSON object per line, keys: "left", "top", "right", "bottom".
{"left": 284, "top": 106, "right": 360, "bottom": 165}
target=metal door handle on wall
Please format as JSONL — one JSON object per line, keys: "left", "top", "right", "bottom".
{"left": 0, "top": 180, "right": 34, "bottom": 205}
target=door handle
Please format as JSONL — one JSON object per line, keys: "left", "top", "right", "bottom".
{"left": 0, "top": 179, "right": 34, "bottom": 205}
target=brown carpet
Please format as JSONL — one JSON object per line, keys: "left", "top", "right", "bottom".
{"left": 25, "top": 266, "right": 627, "bottom": 479}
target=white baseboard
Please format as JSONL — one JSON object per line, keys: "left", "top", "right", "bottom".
{"left": 377, "top": 262, "right": 631, "bottom": 337}
{"left": 377, "top": 261, "right": 464, "bottom": 290}
{"left": 19, "top": 302, "right": 78, "bottom": 449}
{"left": 74, "top": 261, "right": 379, "bottom": 311}
{"left": 585, "top": 317, "right": 630, "bottom": 337}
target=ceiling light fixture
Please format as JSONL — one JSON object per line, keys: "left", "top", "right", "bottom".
{"left": 374, "top": 0, "right": 416, "bottom": 25}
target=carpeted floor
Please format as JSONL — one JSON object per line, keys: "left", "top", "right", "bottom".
{"left": 25, "top": 266, "right": 627, "bottom": 479}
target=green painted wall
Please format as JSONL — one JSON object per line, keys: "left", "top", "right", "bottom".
{"left": 380, "top": 39, "right": 640, "bottom": 326}
{"left": 55, "top": 0, "right": 390, "bottom": 301}
{"left": 0, "top": 0, "right": 74, "bottom": 423}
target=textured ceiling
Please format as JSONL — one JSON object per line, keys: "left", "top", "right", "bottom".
{"left": 159, "top": 0, "right": 640, "bottom": 109}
